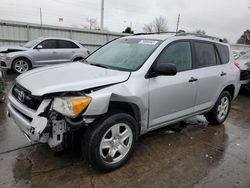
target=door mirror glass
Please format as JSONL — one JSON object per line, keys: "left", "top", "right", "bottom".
{"left": 36, "top": 45, "right": 43, "bottom": 49}
{"left": 153, "top": 63, "right": 177, "bottom": 76}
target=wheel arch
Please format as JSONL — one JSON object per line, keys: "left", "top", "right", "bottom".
{"left": 108, "top": 101, "right": 141, "bottom": 134}
{"left": 72, "top": 56, "right": 84, "bottom": 62}
{"left": 222, "top": 84, "right": 235, "bottom": 99}
{"left": 12, "top": 56, "right": 32, "bottom": 68}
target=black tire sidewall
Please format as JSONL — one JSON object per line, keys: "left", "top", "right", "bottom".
{"left": 84, "top": 113, "right": 138, "bottom": 171}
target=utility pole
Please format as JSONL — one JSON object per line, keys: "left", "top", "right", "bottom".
{"left": 176, "top": 14, "right": 180, "bottom": 32}
{"left": 40, "top": 8, "right": 43, "bottom": 35}
{"left": 100, "top": 0, "right": 104, "bottom": 30}
{"left": 40, "top": 8, "right": 43, "bottom": 26}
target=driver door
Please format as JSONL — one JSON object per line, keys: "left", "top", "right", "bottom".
{"left": 32, "top": 39, "right": 60, "bottom": 65}
{"left": 149, "top": 40, "right": 198, "bottom": 127}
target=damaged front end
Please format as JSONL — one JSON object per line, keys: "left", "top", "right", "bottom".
{"left": 7, "top": 86, "right": 95, "bottom": 151}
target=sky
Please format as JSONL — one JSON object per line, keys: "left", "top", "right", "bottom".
{"left": 0, "top": 0, "right": 250, "bottom": 43}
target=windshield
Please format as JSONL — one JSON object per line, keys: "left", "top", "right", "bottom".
{"left": 239, "top": 52, "right": 250, "bottom": 60}
{"left": 23, "top": 39, "right": 41, "bottom": 48}
{"left": 86, "top": 38, "right": 162, "bottom": 71}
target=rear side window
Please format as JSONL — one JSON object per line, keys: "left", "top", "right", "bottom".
{"left": 156, "top": 41, "right": 192, "bottom": 72}
{"left": 215, "top": 44, "right": 230, "bottom": 64}
{"left": 194, "top": 42, "right": 217, "bottom": 68}
{"left": 39, "top": 40, "right": 57, "bottom": 49}
{"left": 57, "top": 40, "right": 79, "bottom": 49}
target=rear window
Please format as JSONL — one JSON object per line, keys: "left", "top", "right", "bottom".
{"left": 194, "top": 42, "right": 217, "bottom": 68}
{"left": 215, "top": 44, "right": 230, "bottom": 64}
{"left": 57, "top": 40, "right": 79, "bottom": 49}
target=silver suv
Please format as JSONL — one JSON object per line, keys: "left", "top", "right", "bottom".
{"left": 7, "top": 33, "right": 241, "bottom": 171}
{"left": 0, "top": 37, "right": 90, "bottom": 73}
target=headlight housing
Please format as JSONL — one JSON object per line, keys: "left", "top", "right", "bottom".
{"left": 52, "top": 96, "right": 91, "bottom": 118}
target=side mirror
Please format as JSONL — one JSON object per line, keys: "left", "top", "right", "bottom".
{"left": 148, "top": 63, "right": 177, "bottom": 78}
{"left": 36, "top": 45, "right": 43, "bottom": 49}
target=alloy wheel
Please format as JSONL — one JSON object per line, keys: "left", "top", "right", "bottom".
{"left": 99, "top": 123, "right": 133, "bottom": 164}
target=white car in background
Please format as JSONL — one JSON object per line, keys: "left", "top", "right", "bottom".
{"left": 0, "top": 37, "right": 90, "bottom": 74}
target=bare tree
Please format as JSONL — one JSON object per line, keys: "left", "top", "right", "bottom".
{"left": 143, "top": 16, "right": 168, "bottom": 33}
{"left": 195, "top": 29, "right": 206, "bottom": 35}
{"left": 85, "top": 18, "right": 98, "bottom": 30}
{"left": 143, "top": 23, "right": 154, "bottom": 33}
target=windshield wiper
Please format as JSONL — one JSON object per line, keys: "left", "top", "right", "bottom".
{"left": 82, "top": 60, "right": 131, "bottom": 71}
{"left": 81, "top": 60, "right": 107, "bottom": 68}
{"left": 88, "top": 63, "right": 110, "bottom": 69}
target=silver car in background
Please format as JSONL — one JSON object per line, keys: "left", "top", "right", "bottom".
{"left": 0, "top": 37, "right": 90, "bottom": 73}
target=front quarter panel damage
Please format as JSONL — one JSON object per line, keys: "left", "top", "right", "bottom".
{"left": 84, "top": 75, "right": 149, "bottom": 134}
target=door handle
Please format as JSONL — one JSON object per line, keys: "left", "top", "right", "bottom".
{"left": 189, "top": 77, "right": 198, "bottom": 83}
{"left": 220, "top": 72, "right": 227, "bottom": 76}
{"left": 53, "top": 51, "right": 57, "bottom": 54}
{"left": 72, "top": 51, "right": 75, "bottom": 53}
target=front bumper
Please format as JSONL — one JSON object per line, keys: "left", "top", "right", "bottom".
{"left": 7, "top": 92, "right": 51, "bottom": 144}
{"left": 0, "top": 57, "right": 11, "bottom": 69}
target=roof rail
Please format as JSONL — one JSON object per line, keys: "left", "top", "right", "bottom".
{"left": 133, "top": 31, "right": 226, "bottom": 43}
{"left": 175, "top": 32, "right": 226, "bottom": 43}
{"left": 133, "top": 31, "right": 178, "bottom": 36}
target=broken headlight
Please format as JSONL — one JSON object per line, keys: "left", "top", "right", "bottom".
{"left": 52, "top": 96, "right": 91, "bottom": 118}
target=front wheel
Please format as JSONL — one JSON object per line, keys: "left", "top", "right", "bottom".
{"left": 205, "top": 91, "right": 231, "bottom": 125}
{"left": 82, "top": 112, "right": 138, "bottom": 171}
{"left": 12, "top": 58, "right": 31, "bottom": 74}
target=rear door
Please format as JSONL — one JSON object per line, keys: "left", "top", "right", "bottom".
{"left": 192, "top": 41, "right": 227, "bottom": 112}
{"left": 56, "top": 40, "right": 80, "bottom": 62}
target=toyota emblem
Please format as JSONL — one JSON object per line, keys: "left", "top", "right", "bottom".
{"left": 17, "top": 90, "right": 25, "bottom": 102}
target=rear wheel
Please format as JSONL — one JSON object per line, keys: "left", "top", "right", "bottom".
{"left": 205, "top": 91, "right": 231, "bottom": 125}
{"left": 82, "top": 112, "right": 138, "bottom": 171}
{"left": 73, "top": 57, "right": 84, "bottom": 62}
{"left": 12, "top": 58, "right": 31, "bottom": 74}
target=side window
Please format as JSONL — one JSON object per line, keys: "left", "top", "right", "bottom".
{"left": 215, "top": 44, "right": 230, "bottom": 64}
{"left": 39, "top": 40, "right": 57, "bottom": 49}
{"left": 156, "top": 41, "right": 192, "bottom": 72}
{"left": 57, "top": 40, "right": 79, "bottom": 49}
{"left": 194, "top": 42, "right": 217, "bottom": 68}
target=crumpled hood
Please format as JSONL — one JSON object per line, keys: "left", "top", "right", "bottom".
{"left": 16, "top": 62, "right": 130, "bottom": 96}
{"left": 0, "top": 46, "right": 27, "bottom": 53}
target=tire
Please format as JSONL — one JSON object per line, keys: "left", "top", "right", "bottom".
{"left": 205, "top": 91, "right": 232, "bottom": 125}
{"left": 82, "top": 112, "right": 138, "bottom": 171}
{"left": 73, "top": 57, "right": 84, "bottom": 62}
{"left": 12, "top": 58, "right": 31, "bottom": 74}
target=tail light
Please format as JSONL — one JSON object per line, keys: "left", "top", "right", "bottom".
{"left": 234, "top": 62, "right": 241, "bottom": 70}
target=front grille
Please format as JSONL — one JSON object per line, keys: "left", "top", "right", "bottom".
{"left": 12, "top": 84, "right": 43, "bottom": 110}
